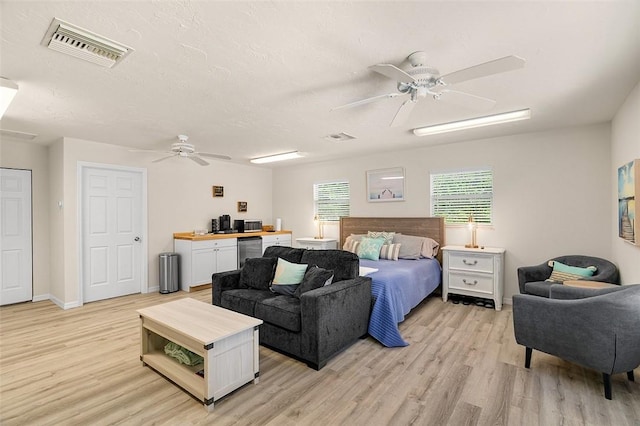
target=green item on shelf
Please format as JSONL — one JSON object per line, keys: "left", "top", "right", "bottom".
{"left": 164, "top": 341, "right": 203, "bottom": 366}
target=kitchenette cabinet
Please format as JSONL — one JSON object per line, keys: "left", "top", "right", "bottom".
{"left": 173, "top": 231, "right": 293, "bottom": 291}
{"left": 174, "top": 238, "right": 238, "bottom": 291}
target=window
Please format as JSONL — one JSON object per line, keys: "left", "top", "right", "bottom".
{"left": 430, "top": 168, "right": 493, "bottom": 225}
{"left": 313, "top": 181, "right": 350, "bottom": 222}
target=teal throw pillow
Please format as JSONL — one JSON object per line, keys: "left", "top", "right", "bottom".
{"left": 357, "top": 237, "right": 386, "bottom": 261}
{"left": 546, "top": 260, "right": 597, "bottom": 283}
{"left": 270, "top": 258, "right": 308, "bottom": 296}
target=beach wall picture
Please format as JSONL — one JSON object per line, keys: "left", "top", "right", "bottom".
{"left": 618, "top": 159, "right": 638, "bottom": 245}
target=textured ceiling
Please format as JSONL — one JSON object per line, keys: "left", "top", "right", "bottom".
{"left": 1, "top": 1, "right": 639, "bottom": 167}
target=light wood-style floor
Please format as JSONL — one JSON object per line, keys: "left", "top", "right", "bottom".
{"left": 1, "top": 290, "right": 638, "bottom": 425}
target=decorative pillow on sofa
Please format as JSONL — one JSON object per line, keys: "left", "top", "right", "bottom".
{"left": 545, "top": 260, "right": 597, "bottom": 283}
{"left": 379, "top": 243, "right": 401, "bottom": 261}
{"left": 294, "top": 266, "right": 334, "bottom": 298}
{"left": 357, "top": 237, "right": 386, "bottom": 261}
{"left": 367, "top": 231, "right": 396, "bottom": 245}
{"left": 270, "top": 258, "right": 308, "bottom": 296}
{"left": 240, "top": 257, "right": 277, "bottom": 290}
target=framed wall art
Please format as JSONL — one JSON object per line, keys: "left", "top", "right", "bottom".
{"left": 618, "top": 159, "right": 638, "bottom": 245}
{"left": 237, "top": 201, "right": 248, "bottom": 213}
{"left": 366, "top": 167, "right": 405, "bottom": 202}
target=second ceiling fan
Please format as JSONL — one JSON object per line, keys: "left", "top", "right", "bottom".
{"left": 332, "top": 52, "right": 526, "bottom": 127}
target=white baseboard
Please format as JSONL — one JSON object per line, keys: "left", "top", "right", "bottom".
{"left": 49, "top": 294, "right": 81, "bottom": 310}
{"left": 32, "top": 294, "right": 50, "bottom": 302}
{"left": 146, "top": 285, "right": 160, "bottom": 294}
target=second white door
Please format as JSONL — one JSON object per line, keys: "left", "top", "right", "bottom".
{"left": 82, "top": 166, "right": 143, "bottom": 303}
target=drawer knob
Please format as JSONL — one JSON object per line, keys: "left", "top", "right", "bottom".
{"left": 463, "top": 259, "right": 478, "bottom": 266}
{"left": 462, "top": 278, "right": 478, "bottom": 285}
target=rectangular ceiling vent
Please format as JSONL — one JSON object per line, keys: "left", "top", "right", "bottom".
{"left": 324, "top": 132, "right": 356, "bottom": 142}
{"left": 41, "top": 18, "right": 133, "bottom": 68}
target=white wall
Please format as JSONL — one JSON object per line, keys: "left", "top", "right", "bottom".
{"left": 0, "top": 139, "right": 51, "bottom": 300}
{"left": 273, "top": 123, "right": 613, "bottom": 300}
{"left": 611, "top": 81, "right": 640, "bottom": 284}
{"left": 50, "top": 137, "right": 272, "bottom": 307}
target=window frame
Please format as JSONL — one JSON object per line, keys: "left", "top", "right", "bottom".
{"left": 429, "top": 167, "right": 494, "bottom": 226}
{"left": 313, "top": 179, "right": 350, "bottom": 222}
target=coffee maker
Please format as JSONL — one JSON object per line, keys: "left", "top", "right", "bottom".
{"left": 211, "top": 219, "right": 219, "bottom": 234}
{"left": 219, "top": 215, "right": 231, "bottom": 232}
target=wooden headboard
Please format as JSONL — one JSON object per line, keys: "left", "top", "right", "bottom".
{"left": 339, "top": 217, "right": 446, "bottom": 263}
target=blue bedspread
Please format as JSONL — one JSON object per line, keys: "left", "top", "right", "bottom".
{"left": 360, "top": 258, "right": 442, "bottom": 347}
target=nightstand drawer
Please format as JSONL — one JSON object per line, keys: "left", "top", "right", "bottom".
{"left": 448, "top": 252, "right": 494, "bottom": 273}
{"left": 448, "top": 272, "right": 494, "bottom": 294}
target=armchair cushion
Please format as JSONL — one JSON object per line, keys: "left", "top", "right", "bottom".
{"left": 546, "top": 260, "right": 596, "bottom": 283}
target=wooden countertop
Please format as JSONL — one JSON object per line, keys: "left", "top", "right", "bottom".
{"left": 173, "top": 230, "right": 292, "bottom": 241}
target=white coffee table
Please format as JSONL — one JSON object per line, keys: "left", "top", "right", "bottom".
{"left": 138, "top": 298, "right": 262, "bottom": 411}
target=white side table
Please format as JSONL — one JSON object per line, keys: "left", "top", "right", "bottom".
{"left": 442, "top": 245, "right": 506, "bottom": 311}
{"left": 296, "top": 237, "right": 338, "bottom": 250}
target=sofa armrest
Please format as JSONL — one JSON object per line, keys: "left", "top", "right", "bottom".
{"left": 212, "top": 270, "right": 241, "bottom": 306}
{"left": 517, "top": 263, "right": 551, "bottom": 293}
{"left": 299, "top": 276, "right": 372, "bottom": 368}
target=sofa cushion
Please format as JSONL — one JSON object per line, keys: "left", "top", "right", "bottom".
{"left": 240, "top": 257, "right": 277, "bottom": 290}
{"left": 254, "top": 295, "right": 301, "bottom": 332}
{"left": 524, "top": 281, "right": 553, "bottom": 297}
{"left": 294, "top": 266, "right": 334, "bottom": 298}
{"left": 300, "top": 250, "right": 359, "bottom": 282}
{"left": 263, "top": 246, "right": 305, "bottom": 263}
{"left": 271, "top": 258, "right": 308, "bottom": 296}
{"left": 221, "top": 289, "right": 275, "bottom": 316}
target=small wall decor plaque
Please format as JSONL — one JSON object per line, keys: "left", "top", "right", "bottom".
{"left": 212, "top": 186, "right": 224, "bottom": 197}
{"left": 237, "top": 201, "right": 248, "bottom": 212}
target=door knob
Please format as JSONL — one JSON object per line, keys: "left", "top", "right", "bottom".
{"left": 134, "top": 236, "right": 141, "bottom": 242}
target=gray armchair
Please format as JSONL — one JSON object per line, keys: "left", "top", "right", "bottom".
{"left": 512, "top": 284, "right": 640, "bottom": 399}
{"left": 517, "top": 255, "right": 619, "bottom": 297}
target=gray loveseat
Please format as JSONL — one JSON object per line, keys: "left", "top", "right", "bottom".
{"left": 212, "top": 246, "right": 372, "bottom": 370}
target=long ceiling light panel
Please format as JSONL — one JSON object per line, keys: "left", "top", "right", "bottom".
{"left": 0, "top": 77, "right": 18, "bottom": 119}
{"left": 250, "top": 151, "right": 303, "bottom": 164}
{"left": 413, "top": 108, "right": 531, "bottom": 137}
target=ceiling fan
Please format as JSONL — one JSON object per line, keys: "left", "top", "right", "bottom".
{"left": 332, "top": 52, "right": 526, "bottom": 127}
{"left": 134, "top": 135, "right": 231, "bottom": 166}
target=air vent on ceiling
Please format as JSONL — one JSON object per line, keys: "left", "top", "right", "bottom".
{"left": 41, "top": 18, "right": 133, "bottom": 68}
{"left": 324, "top": 132, "right": 356, "bottom": 142}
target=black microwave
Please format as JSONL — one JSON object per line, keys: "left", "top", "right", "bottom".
{"left": 234, "top": 219, "right": 262, "bottom": 233}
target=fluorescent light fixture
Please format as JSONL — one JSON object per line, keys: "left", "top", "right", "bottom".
{"left": 413, "top": 108, "right": 531, "bottom": 137}
{"left": 250, "top": 151, "right": 303, "bottom": 164}
{"left": 0, "top": 78, "right": 18, "bottom": 119}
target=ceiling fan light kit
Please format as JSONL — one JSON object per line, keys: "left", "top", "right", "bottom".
{"left": 250, "top": 151, "right": 303, "bottom": 164}
{"left": 413, "top": 108, "right": 531, "bottom": 137}
{"left": 332, "top": 52, "right": 526, "bottom": 127}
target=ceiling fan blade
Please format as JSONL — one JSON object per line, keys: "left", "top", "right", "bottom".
{"left": 152, "top": 154, "right": 177, "bottom": 163}
{"left": 331, "top": 92, "right": 404, "bottom": 111}
{"left": 197, "top": 152, "right": 232, "bottom": 160}
{"left": 189, "top": 155, "right": 209, "bottom": 166}
{"left": 390, "top": 99, "right": 417, "bottom": 127}
{"left": 438, "top": 89, "right": 497, "bottom": 110}
{"left": 439, "top": 55, "right": 525, "bottom": 86}
{"left": 369, "top": 63, "right": 417, "bottom": 83}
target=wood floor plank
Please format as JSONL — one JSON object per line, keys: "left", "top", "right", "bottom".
{"left": 1, "top": 290, "right": 638, "bottom": 425}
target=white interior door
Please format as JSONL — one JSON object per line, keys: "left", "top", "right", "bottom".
{"left": 82, "top": 166, "right": 143, "bottom": 303}
{"left": 0, "top": 168, "right": 33, "bottom": 306}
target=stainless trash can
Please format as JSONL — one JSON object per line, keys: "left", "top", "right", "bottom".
{"left": 159, "top": 252, "right": 180, "bottom": 293}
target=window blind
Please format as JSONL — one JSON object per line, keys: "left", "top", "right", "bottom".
{"left": 314, "top": 181, "right": 350, "bottom": 222}
{"left": 430, "top": 169, "right": 493, "bottom": 224}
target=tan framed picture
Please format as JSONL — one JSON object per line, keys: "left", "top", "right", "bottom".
{"left": 212, "top": 186, "right": 224, "bottom": 197}
{"left": 237, "top": 201, "right": 247, "bottom": 212}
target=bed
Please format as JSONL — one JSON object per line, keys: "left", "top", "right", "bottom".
{"left": 340, "top": 217, "right": 446, "bottom": 347}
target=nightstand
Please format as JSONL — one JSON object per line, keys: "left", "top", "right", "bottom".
{"left": 442, "top": 245, "right": 505, "bottom": 311}
{"left": 296, "top": 237, "right": 338, "bottom": 250}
